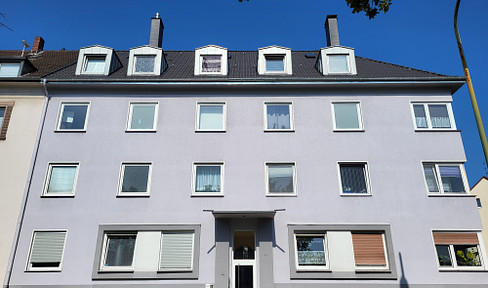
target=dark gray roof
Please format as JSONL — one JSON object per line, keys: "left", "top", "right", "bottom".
{"left": 45, "top": 50, "right": 463, "bottom": 82}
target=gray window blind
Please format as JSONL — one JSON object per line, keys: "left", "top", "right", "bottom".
{"left": 160, "top": 232, "right": 194, "bottom": 270}
{"left": 30, "top": 231, "right": 67, "bottom": 265}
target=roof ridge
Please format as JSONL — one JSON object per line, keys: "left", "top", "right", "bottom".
{"left": 356, "top": 56, "right": 450, "bottom": 77}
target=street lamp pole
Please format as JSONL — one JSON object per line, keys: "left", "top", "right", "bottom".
{"left": 454, "top": 0, "right": 488, "bottom": 166}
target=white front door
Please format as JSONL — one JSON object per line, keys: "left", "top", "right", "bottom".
{"left": 232, "top": 231, "right": 257, "bottom": 288}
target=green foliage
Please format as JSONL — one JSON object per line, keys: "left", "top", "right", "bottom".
{"left": 345, "top": 0, "right": 392, "bottom": 19}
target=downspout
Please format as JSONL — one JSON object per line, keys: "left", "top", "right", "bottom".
{"left": 3, "top": 79, "right": 51, "bottom": 288}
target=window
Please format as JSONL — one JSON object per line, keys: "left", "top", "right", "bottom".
{"left": 196, "top": 103, "right": 225, "bottom": 131}
{"left": 27, "top": 231, "right": 67, "bottom": 271}
{"left": 265, "top": 55, "right": 285, "bottom": 72}
{"left": 83, "top": 55, "right": 106, "bottom": 74}
{"left": 423, "top": 163, "right": 467, "bottom": 194}
{"left": 339, "top": 163, "right": 370, "bottom": 195}
{"left": 127, "top": 103, "right": 158, "bottom": 131}
{"left": 193, "top": 163, "right": 223, "bottom": 196}
{"left": 134, "top": 55, "right": 155, "bottom": 73}
{"left": 160, "top": 231, "right": 194, "bottom": 271}
{"left": 332, "top": 102, "right": 362, "bottom": 130}
{"left": 43, "top": 164, "right": 79, "bottom": 196}
{"left": 94, "top": 224, "right": 200, "bottom": 279}
{"left": 266, "top": 163, "right": 296, "bottom": 196}
{"left": 201, "top": 55, "right": 221, "bottom": 73}
{"left": 118, "top": 163, "right": 151, "bottom": 196}
{"left": 352, "top": 233, "right": 388, "bottom": 269}
{"left": 476, "top": 198, "right": 482, "bottom": 208}
{"left": 328, "top": 55, "right": 349, "bottom": 73}
{"left": 433, "top": 232, "right": 484, "bottom": 270}
{"left": 288, "top": 225, "right": 396, "bottom": 279}
{"left": 100, "top": 233, "right": 137, "bottom": 271}
{"left": 412, "top": 103, "right": 455, "bottom": 130}
{"left": 295, "top": 234, "right": 328, "bottom": 270}
{"left": 0, "top": 102, "right": 14, "bottom": 140}
{"left": 57, "top": 103, "right": 89, "bottom": 131}
{"left": 0, "top": 62, "right": 21, "bottom": 77}
{"left": 265, "top": 103, "right": 293, "bottom": 131}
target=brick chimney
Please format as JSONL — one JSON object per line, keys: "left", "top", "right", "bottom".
{"left": 325, "top": 15, "right": 340, "bottom": 47}
{"left": 32, "top": 36, "right": 45, "bottom": 53}
{"left": 149, "top": 13, "right": 164, "bottom": 48}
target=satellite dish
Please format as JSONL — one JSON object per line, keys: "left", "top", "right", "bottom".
{"left": 22, "top": 40, "right": 30, "bottom": 48}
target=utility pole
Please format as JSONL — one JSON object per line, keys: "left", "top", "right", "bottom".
{"left": 454, "top": 0, "right": 488, "bottom": 166}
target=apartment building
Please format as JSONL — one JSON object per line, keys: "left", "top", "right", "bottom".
{"left": 5, "top": 15, "right": 487, "bottom": 288}
{"left": 0, "top": 40, "right": 77, "bottom": 285}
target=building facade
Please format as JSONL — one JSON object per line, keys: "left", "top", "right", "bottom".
{"left": 5, "top": 15, "right": 488, "bottom": 288}
{"left": 471, "top": 176, "right": 488, "bottom": 256}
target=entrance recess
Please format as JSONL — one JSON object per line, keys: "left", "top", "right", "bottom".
{"left": 232, "top": 231, "right": 256, "bottom": 288}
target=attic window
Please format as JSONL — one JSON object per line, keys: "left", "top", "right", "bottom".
{"left": 134, "top": 55, "right": 156, "bottom": 73}
{"left": 318, "top": 46, "right": 357, "bottom": 75}
{"left": 201, "top": 55, "right": 221, "bottom": 73}
{"left": 84, "top": 56, "right": 106, "bottom": 74}
{"left": 328, "top": 54, "right": 349, "bottom": 73}
{"left": 0, "top": 63, "right": 21, "bottom": 77}
{"left": 265, "top": 55, "right": 285, "bottom": 72}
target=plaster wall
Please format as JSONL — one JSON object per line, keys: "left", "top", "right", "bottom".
{"left": 0, "top": 85, "right": 44, "bottom": 284}
{"left": 470, "top": 177, "right": 488, "bottom": 256}
{"left": 9, "top": 85, "right": 485, "bottom": 287}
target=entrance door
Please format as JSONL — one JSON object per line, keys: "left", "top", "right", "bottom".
{"left": 232, "top": 231, "right": 256, "bottom": 288}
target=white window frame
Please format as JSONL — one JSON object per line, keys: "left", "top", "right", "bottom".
{"left": 192, "top": 162, "right": 224, "bottom": 196}
{"left": 294, "top": 233, "right": 329, "bottom": 271}
{"left": 353, "top": 233, "right": 389, "bottom": 271}
{"left": 25, "top": 230, "right": 68, "bottom": 272}
{"left": 432, "top": 231, "right": 486, "bottom": 271}
{"left": 0, "top": 62, "right": 22, "bottom": 77}
{"left": 126, "top": 102, "right": 158, "bottom": 132}
{"left": 263, "top": 102, "right": 294, "bottom": 132}
{"left": 410, "top": 102, "right": 456, "bottom": 130}
{"left": 265, "top": 162, "right": 297, "bottom": 196}
{"left": 56, "top": 102, "right": 90, "bottom": 132}
{"left": 257, "top": 46, "right": 292, "bottom": 75}
{"left": 195, "top": 102, "right": 227, "bottom": 132}
{"left": 42, "top": 163, "right": 79, "bottom": 197}
{"left": 331, "top": 101, "right": 363, "bottom": 131}
{"left": 82, "top": 55, "right": 107, "bottom": 74}
{"left": 194, "top": 45, "right": 228, "bottom": 76}
{"left": 318, "top": 46, "right": 357, "bottom": 75}
{"left": 117, "top": 163, "right": 152, "bottom": 197}
{"left": 337, "top": 162, "right": 371, "bottom": 196}
{"left": 99, "top": 233, "right": 137, "bottom": 272}
{"left": 422, "top": 162, "right": 469, "bottom": 195}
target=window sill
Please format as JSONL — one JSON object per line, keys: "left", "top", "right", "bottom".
{"left": 41, "top": 194, "right": 75, "bottom": 198}
{"left": 340, "top": 193, "right": 372, "bottom": 197}
{"left": 195, "top": 130, "right": 226, "bottom": 133}
{"left": 25, "top": 268, "right": 62, "bottom": 272}
{"left": 98, "top": 268, "right": 135, "bottom": 273}
{"left": 55, "top": 130, "right": 87, "bottom": 133}
{"left": 191, "top": 193, "right": 224, "bottom": 197}
{"left": 438, "top": 268, "right": 486, "bottom": 272}
{"left": 355, "top": 268, "right": 391, "bottom": 273}
{"left": 428, "top": 193, "right": 475, "bottom": 197}
{"left": 333, "top": 129, "right": 364, "bottom": 132}
{"left": 116, "top": 193, "right": 150, "bottom": 197}
{"left": 264, "top": 129, "right": 295, "bottom": 133}
{"left": 266, "top": 193, "right": 297, "bottom": 197}
{"left": 414, "top": 129, "right": 461, "bottom": 132}
{"left": 125, "top": 129, "right": 157, "bottom": 133}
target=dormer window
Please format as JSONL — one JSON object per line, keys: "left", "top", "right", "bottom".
{"left": 0, "top": 63, "right": 21, "bottom": 77}
{"left": 127, "top": 46, "right": 166, "bottom": 76}
{"left": 83, "top": 56, "right": 106, "bottom": 74}
{"left": 201, "top": 55, "right": 221, "bottom": 73}
{"left": 265, "top": 55, "right": 285, "bottom": 72}
{"left": 317, "top": 46, "right": 357, "bottom": 75}
{"left": 258, "top": 46, "right": 292, "bottom": 75}
{"left": 75, "top": 45, "right": 121, "bottom": 76}
{"left": 194, "top": 45, "right": 227, "bottom": 76}
{"left": 134, "top": 55, "right": 156, "bottom": 73}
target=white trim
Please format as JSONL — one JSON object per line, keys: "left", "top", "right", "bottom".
{"left": 331, "top": 101, "right": 364, "bottom": 131}
{"left": 258, "top": 46, "right": 292, "bottom": 75}
{"left": 265, "top": 162, "right": 297, "bottom": 197}
{"left": 195, "top": 102, "right": 227, "bottom": 132}
{"left": 318, "top": 46, "right": 357, "bottom": 75}
{"left": 42, "top": 162, "right": 79, "bottom": 197}
{"left": 421, "top": 162, "right": 468, "bottom": 195}
{"left": 117, "top": 163, "right": 152, "bottom": 197}
{"left": 75, "top": 45, "right": 116, "bottom": 76}
{"left": 126, "top": 102, "right": 159, "bottom": 132}
{"left": 263, "top": 102, "right": 295, "bottom": 132}
{"left": 194, "top": 45, "right": 228, "bottom": 76}
{"left": 294, "top": 233, "right": 330, "bottom": 271}
{"left": 410, "top": 102, "right": 456, "bottom": 131}
{"left": 25, "top": 229, "right": 68, "bottom": 272}
{"left": 337, "top": 161, "right": 372, "bottom": 196}
{"left": 99, "top": 232, "right": 137, "bottom": 272}
{"left": 55, "top": 102, "right": 90, "bottom": 132}
{"left": 192, "top": 162, "right": 225, "bottom": 196}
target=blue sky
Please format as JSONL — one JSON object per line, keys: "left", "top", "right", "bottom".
{"left": 1, "top": 0, "right": 487, "bottom": 186}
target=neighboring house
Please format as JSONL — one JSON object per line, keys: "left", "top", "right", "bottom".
{"left": 0, "top": 39, "right": 77, "bottom": 285}
{"left": 5, "top": 15, "right": 488, "bottom": 288}
{"left": 470, "top": 176, "right": 488, "bottom": 256}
